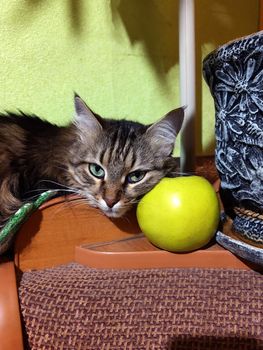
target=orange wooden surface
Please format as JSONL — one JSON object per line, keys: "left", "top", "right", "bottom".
{"left": 13, "top": 158, "right": 260, "bottom": 272}
{"left": 75, "top": 234, "right": 253, "bottom": 270}
{"left": 14, "top": 191, "right": 256, "bottom": 273}
{"left": 14, "top": 196, "right": 141, "bottom": 271}
{"left": 0, "top": 261, "right": 23, "bottom": 350}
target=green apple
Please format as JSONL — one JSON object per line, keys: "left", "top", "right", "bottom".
{"left": 136, "top": 176, "right": 220, "bottom": 252}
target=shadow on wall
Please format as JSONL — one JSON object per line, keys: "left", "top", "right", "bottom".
{"left": 21, "top": 0, "right": 259, "bottom": 86}
{"left": 111, "top": 0, "right": 259, "bottom": 154}
{"left": 111, "top": 0, "right": 179, "bottom": 79}
{"left": 21, "top": 0, "right": 259, "bottom": 154}
{"left": 20, "top": 0, "right": 85, "bottom": 35}
{"left": 68, "top": 0, "right": 85, "bottom": 35}
{"left": 111, "top": 0, "right": 258, "bottom": 76}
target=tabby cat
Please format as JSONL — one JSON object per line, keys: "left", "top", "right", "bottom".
{"left": 0, "top": 95, "right": 184, "bottom": 223}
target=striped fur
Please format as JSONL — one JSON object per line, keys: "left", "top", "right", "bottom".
{"left": 0, "top": 96, "right": 184, "bottom": 222}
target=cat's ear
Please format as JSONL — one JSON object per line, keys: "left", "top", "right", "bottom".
{"left": 146, "top": 107, "right": 184, "bottom": 155}
{"left": 74, "top": 94, "right": 103, "bottom": 133}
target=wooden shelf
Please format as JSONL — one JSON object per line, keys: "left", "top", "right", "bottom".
{"left": 12, "top": 165, "right": 258, "bottom": 272}
{"left": 12, "top": 191, "right": 255, "bottom": 272}
{"left": 75, "top": 233, "right": 252, "bottom": 270}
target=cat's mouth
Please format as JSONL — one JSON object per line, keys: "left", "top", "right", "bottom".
{"left": 104, "top": 209, "right": 123, "bottom": 218}
{"left": 103, "top": 204, "right": 130, "bottom": 218}
{"left": 82, "top": 195, "right": 130, "bottom": 218}
{"left": 99, "top": 200, "right": 130, "bottom": 218}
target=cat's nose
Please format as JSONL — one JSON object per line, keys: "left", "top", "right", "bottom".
{"left": 104, "top": 197, "right": 119, "bottom": 208}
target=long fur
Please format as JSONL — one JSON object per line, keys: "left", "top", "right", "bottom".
{"left": 0, "top": 96, "right": 184, "bottom": 223}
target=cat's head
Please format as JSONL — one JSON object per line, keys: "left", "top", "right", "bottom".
{"left": 67, "top": 95, "right": 184, "bottom": 218}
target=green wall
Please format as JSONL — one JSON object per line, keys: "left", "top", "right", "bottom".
{"left": 0, "top": 0, "right": 259, "bottom": 155}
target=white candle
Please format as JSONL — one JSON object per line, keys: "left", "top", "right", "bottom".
{"left": 179, "top": 0, "right": 196, "bottom": 173}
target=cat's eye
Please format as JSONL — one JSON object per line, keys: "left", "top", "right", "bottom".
{"left": 126, "top": 170, "right": 146, "bottom": 184}
{"left": 89, "top": 163, "right": 105, "bottom": 179}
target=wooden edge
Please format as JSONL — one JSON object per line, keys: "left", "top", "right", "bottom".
{"left": 75, "top": 245, "right": 251, "bottom": 270}
{"left": 260, "top": 0, "right": 263, "bottom": 29}
{"left": 0, "top": 261, "right": 24, "bottom": 350}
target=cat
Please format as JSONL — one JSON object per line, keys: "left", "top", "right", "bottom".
{"left": 0, "top": 95, "right": 184, "bottom": 223}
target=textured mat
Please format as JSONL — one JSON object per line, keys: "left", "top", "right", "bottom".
{"left": 19, "top": 264, "right": 263, "bottom": 350}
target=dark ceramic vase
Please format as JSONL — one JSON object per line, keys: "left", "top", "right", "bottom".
{"left": 203, "top": 31, "right": 263, "bottom": 247}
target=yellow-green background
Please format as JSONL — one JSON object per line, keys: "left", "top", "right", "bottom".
{"left": 0, "top": 0, "right": 259, "bottom": 155}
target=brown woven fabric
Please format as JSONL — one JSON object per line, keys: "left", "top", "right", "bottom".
{"left": 19, "top": 264, "right": 263, "bottom": 350}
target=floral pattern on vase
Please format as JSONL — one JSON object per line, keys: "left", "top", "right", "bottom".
{"left": 203, "top": 31, "right": 263, "bottom": 245}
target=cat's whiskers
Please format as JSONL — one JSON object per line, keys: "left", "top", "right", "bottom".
{"left": 36, "top": 179, "right": 78, "bottom": 192}
{"left": 64, "top": 197, "right": 89, "bottom": 207}
{"left": 25, "top": 188, "right": 76, "bottom": 195}
{"left": 62, "top": 196, "right": 102, "bottom": 215}
{"left": 23, "top": 188, "right": 77, "bottom": 203}
{"left": 45, "top": 196, "right": 102, "bottom": 220}
{"left": 168, "top": 171, "right": 192, "bottom": 177}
